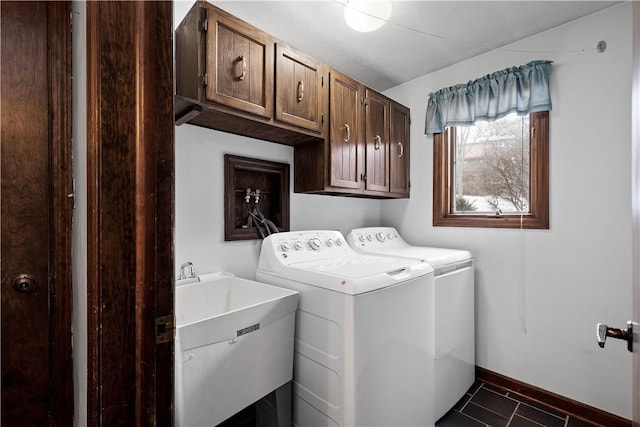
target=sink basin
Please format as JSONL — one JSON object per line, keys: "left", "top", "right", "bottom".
{"left": 175, "top": 272, "right": 298, "bottom": 427}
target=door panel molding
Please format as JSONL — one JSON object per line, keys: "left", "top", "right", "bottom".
{"left": 48, "top": 2, "right": 74, "bottom": 424}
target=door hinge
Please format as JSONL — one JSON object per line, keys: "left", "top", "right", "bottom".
{"left": 321, "top": 75, "right": 324, "bottom": 87}
{"left": 321, "top": 113, "right": 324, "bottom": 125}
{"left": 201, "top": 13, "right": 208, "bottom": 33}
{"left": 202, "top": 73, "right": 208, "bottom": 87}
{"left": 156, "top": 315, "right": 175, "bottom": 344}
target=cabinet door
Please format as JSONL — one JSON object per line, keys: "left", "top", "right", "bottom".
{"left": 275, "top": 43, "right": 325, "bottom": 133}
{"left": 365, "top": 90, "right": 390, "bottom": 192}
{"left": 329, "top": 70, "right": 363, "bottom": 190}
{"left": 390, "top": 102, "right": 410, "bottom": 195}
{"left": 205, "top": 7, "right": 273, "bottom": 118}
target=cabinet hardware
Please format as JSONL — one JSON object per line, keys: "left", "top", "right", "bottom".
{"left": 201, "top": 15, "right": 208, "bottom": 32}
{"left": 297, "top": 81, "right": 304, "bottom": 102}
{"left": 237, "top": 55, "right": 246, "bottom": 81}
{"left": 374, "top": 135, "right": 381, "bottom": 151}
{"left": 202, "top": 73, "right": 208, "bottom": 87}
{"left": 398, "top": 142, "right": 404, "bottom": 157}
{"left": 344, "top": 123, "right": 351, "bottom": 143}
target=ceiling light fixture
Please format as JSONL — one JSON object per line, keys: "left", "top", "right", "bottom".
{"left": 344, "top": 0, "right": 392, "bottom": 33}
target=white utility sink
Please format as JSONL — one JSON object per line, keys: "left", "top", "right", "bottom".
{"left": 175, "top": 272, "right": 298, "bottom": 427}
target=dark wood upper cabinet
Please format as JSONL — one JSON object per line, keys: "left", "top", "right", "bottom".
{"left": 294, "top": 69, "right": 410, "bottom": 198}
{"left": 175, "top": 2, "right": 326, "bottom": 145}
{"left": 176, "top": 2, "right": 410, "bottom": 198}
{"left": 329, "top": 69, "right": 364, "bottom": 190}
{"left": 365, "top": 89, "right": 390, "bottom": 193}
{"left": 275, "top": 43, "right": 327, "bottom": 133}
{"left": 205, "top": 6, "right": 273, "bottom": 118}
{"left": 390, "top": 102, "right": 410, "bottom": 196}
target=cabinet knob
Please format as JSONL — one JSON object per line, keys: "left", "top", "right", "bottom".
{"left": 297, "top": 81, "right": 304, "bottom": 102}
{"left": 398, "top": 142, "right": 404, "bottom": 157}
{"left": 344, "top": 124, "right": 351, "bottom": 143}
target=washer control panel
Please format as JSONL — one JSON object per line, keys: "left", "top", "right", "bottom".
{"left": 262, "top": 230, "right": 351, "bottom": 263}
{"left": 346, "top": 227, "right": 408, "bottom": 250}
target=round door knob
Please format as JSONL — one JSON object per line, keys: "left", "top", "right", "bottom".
{"left": 12, "top": 274, "right": 38, "bottom": 293}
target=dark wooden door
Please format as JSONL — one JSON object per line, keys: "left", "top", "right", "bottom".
{"left": 275, "top": 43, "right": 325, "bottom": 133}
{"left": 205, "top": 5, "right": 273, "bottom": 118}
{"left": 365, "top": 89, "right": 390, "bottom": 193}
{"left": 0, "top": 2, "right": 73, "bottom": 426}
{"left": 390, "top": 102, "right": 411, "bottom": 196}
{"left": 329, "top": 69, "right": 363, "bottom": 190}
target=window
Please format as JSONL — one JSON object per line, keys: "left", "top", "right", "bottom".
{"left": 433, "top": 111, "right": 549, "bottom": 229}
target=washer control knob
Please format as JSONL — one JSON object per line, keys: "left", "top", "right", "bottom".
{"left": 309, "top": 238, "right": 322, "bottom": 250}
{"left": 336, "top": 238, "right": 344, "bottom": 246}
{"left": 387, "top": 232, "right": 395, "bottom": 239}
{"left": 293, "top": 241, "right": 304, "bottom": 251}
{"left": 326, "top": 238, "right": 335, "bottom": 247}
{"left": 376, "top": 232, "right": 386, "bottom": 242}
{"left": 359, "top": 234, "right": 367, "bottom": 242}
{"left": 280, "top": 242, "right": 291, "bottom": 252}
{"left": 366, "top": 233, "right": 374, "bottom": 241}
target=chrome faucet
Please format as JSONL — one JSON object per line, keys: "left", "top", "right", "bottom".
{"left": 178, "top": 261, "right": 196, "bottom": 280}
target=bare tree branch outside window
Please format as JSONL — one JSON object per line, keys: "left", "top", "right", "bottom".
{"left": 453, "top": 114, "right": 530, "bottom": 213}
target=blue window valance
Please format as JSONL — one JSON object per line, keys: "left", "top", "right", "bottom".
{"left": 425, "top": 60, "right": 552, "bottom": 135}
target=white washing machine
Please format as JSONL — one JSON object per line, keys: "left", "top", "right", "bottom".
{"left": 346, "top": 227, "right": 475, "bottom": 422}
{"left": 257, "top": 230, "right": 436, "bottom": 427}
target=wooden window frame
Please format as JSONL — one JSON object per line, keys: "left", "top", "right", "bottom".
{"left": 433, "top": 111, "right": 549, "bottom": 229}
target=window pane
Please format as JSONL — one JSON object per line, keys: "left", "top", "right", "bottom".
{"left": 453, "top": 113, "right": 530, "bottom": 213}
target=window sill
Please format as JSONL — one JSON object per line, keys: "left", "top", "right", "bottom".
{"left": 433, "top": 213, "right": 549, "bottom": 229}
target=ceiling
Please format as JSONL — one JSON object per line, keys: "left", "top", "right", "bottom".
{"left": 174, "top": 1, "right": 620, "bottom": 91}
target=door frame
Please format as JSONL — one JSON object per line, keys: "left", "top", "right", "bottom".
{"left": 86, "top": 2, "right": 174, "bottom": 426}
{"left": 632, "top": 2, "right": 640, "bottom": 425}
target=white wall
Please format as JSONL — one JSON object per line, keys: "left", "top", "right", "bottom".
{"left": 71, "top": 2, "right": 88, "bottom": 426}
{"left": 174, "top": 126, "right": 382, "bottom": 280}
{"left": 383, "top": 3, "right": 633, "bottom": 419}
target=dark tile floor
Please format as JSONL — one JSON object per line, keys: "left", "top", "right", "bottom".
{"left": 436, "top": 382, "right": 599, "bottom": 427}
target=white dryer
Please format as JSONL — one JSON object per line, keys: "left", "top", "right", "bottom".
{"left": 346, "top": 227, "right": 475, "bottom": 422}
{"left": 257, "top": 230, "right": 436, "bottom": 427}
